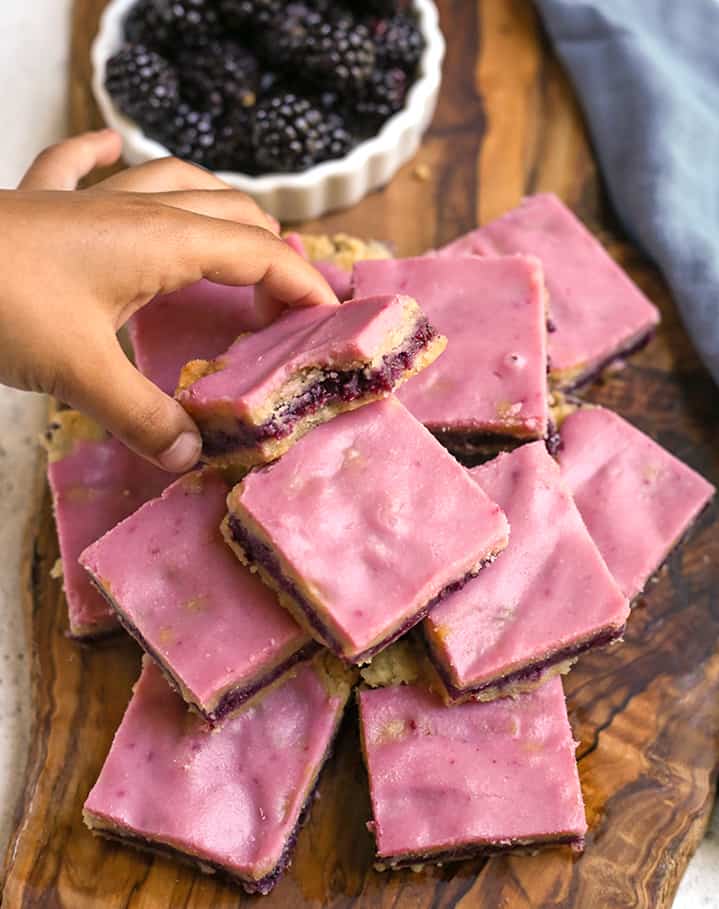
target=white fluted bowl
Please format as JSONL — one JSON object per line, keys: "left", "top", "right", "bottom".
{"left": 92, "top": 0, "right": 445, "bottom": 220}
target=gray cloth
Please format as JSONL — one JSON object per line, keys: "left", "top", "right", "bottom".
{"left": 533, "top": 0, "right": 719, "bottom": 386}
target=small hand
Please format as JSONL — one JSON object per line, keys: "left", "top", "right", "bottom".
{"left": 3, "top": 130, "right": 336, "bottom": 471}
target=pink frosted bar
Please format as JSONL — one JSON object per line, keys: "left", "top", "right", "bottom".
{"left": 353, "top": 255, "right": 549, "bottom": 444}
{"left": 129, "top": 234, "right": 391, "bottom": 397}
{"left": 84, "top": 656, "right": 353, "bottom": 894}
{"left": 128, "top": 281, "right": 269, "bottom": 396}
{"left": 424, "top": 442, "right": 629, "bottom": 701}
{"left": 358, "top": 677, "right": 586, "bottom": 867}
{"left": 46, "top": 412, "right": 171, "bottom": 638}
{"left": 176, "top": 294, "right": 444, "bottom": 468}
{"left": 79, "top": 469, "right": 313, "bottom": 722}
{"left": 224, "top": 398, "right": 510, "bottom": 665}
{"left": 557, "top": 407, "right": 715, "bottom": 600}
{"left": 438, "top": 194, "right": 660, "bottom": 388}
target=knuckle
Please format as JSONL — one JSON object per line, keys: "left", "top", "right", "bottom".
{"left": 159, "top": 156, "right": 213, "bottom": 186}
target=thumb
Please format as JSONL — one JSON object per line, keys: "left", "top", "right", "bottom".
{"left": 60, "top": 335, "right": 202, "bottom": 472}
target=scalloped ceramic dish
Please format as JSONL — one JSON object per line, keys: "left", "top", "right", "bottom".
{"left": 91, "top": 0, "right": 445, "bottom": 221}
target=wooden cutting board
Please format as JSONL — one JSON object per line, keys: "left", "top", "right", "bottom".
{"left": 3, "top": 1, "right": 719, "bottom": 906}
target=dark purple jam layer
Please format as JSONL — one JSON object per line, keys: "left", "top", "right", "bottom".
{"left": 88, "top": 739, "right": 334, "bottom": 895}
{"left": 425, "top": 623, "right": 624, "bottom": 702}
{"left": 376, "top": 833, "right": 584, "bottom": 870}
{"left": 202, "top": 318, "right": 437, "bottom": 457}
{"left": 433, "top": 420, "right": 559, "bottom": 466}
{"left": 227, "top": 516, "right": 497, "bottom": 665}
{"left": 544, "top": 418, "right": 561, "bottom": 456}
{"left": 88, "top": 574, "right": 319, "bottom": 725}
{"left": 556, "top": 328, "right": 655, "bottom": 392}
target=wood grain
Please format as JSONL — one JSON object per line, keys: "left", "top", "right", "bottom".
{"left": 3, "top": 0, "right": 719, "bottom": 906}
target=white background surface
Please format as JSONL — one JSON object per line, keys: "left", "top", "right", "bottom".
{"left": 0, "top": 3, "right": 717, "bottom": 905}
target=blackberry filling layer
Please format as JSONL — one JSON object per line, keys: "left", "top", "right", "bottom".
{"left": 202, "top": 318, "right": 437, "bottom": 457}
{"left": 227, "top": 515, "right": 495, "bottom": 665}
{"left": 374, "top": 833, "right": 584, "bottom": 871}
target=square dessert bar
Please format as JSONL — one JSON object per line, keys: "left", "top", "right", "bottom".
{"left": 358, "top": 675, "right": 586, "bottom": 869}
{"left": 223, "top": 398, "right": 510, "bottom": 665}
{"left": 439, "top": 193, "right": 661, "bottom": 389}
{"left": 557, "top": 406, "right": 715, "bottom": 600}
{"left": 128, "top": 280, "right": 262, "bottom": 396}
{"left": 80, "top": 469, "right": 315, "bottom": 724}
{"left": 45, "top": 410, "right": 171, "bottom": 639}
{"left": 424, "top": 441, "right": 629, "bottom": 703}
{"left": 353, "top": 255, "right": 549, "bottom": 452}
{"left": 129, "top": 232, "right": 390, "bottom": 395}
{"left": 84, "top": 654, "right": 354, "bottom": 894}
{"left": 176, "top": 294, "right": 446, "bottom": 468}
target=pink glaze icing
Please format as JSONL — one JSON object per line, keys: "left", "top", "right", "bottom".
{"left": 84, "top": 659, "right": 346, "bottom": 879}
{"left": 425, "top": 442, "right": 629, "bottom": 690}
{"left": 128, "top": 281, "right": 273, "bottom": 396}
{"left": 177, "top": 295, "right": 416, "bottom": 417}
{"left": 358, "top": 677, "right": 586, "bottom": 858}
{"left": 353, "top": 256, "right": 548, "bottom": 436}
{"left": 79, "top": 470, "right": 308, "bottom": 711}
{"left": 232, "top": 398, "right": 509, "bottom": 660}
{"left": 48, "top": 437, "right": 171, "bottom": 637}
{"left": 438, "top": 194, "right": 660, "bottom": 378}
{"left": 557, "top": 407, "right": 715, "bottom": 600}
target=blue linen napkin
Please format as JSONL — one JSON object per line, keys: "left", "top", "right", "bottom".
{"left": 533, "top": 0, "right": 719, "bottom": 387}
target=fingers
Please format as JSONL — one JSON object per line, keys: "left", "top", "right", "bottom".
{"left": 59, "top": 333, "right": 202, "bottom": 472}
{"left": 18, "top": 130, "right": 122, "bottom": 190}
{"left": 161, "top": 212, "right": 338, "bottom": 308}
{"left": 147, "top": 189, "right": 278, "bottom": 232}
{"left": 94, "top": 156, "right": 232, "bottom": 192}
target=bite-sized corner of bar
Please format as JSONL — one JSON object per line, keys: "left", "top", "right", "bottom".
{"left": 45, "top": 409, "right": 171, "bottom": 639}
{"left": 423, "top": 441, "right": 629, "bottom": 703}
{"left": 222, "top": 398, "right": 510, "bottom": 665}
{"left": 83, "top": 652, "right": 355, "bottom": 894}
{"left": 556, "top": 405, "right": 715, "bottom": 600}
{"left": 79, "top": 468, "right": 315, "bottom": 723}
{"left": 175, "top": 293, "right": 446, "bottom": 469}
{"left": 353, "top": 254, "right": 550, "bottom": 450}
{"left": 357, "top": 656, "right": 586, "bottom": 869}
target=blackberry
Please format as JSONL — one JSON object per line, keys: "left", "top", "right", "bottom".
{"left": 124, "top": 0, "right": 165, "bottom": 48}
{"left": 105, "top": 45, "right": 179, "bottom": 128}
{"left": 269, "top": 11, "right": 375, "bottom": 92}
{"left": 213, "top": 106, "right": 256, "bottom": 172}
{"left": 348, "top": 0, "right": 403, "bottom": 16}
{"left": 178, "top": 40, "right": 259, "bottom": 116}
{"left": 356, "top": 67, "right": 407, "bottom": 133}
{"left": 124, "top": 0, "right": 220, "bottom": 52}
{"left": 158, "top": 102, "right": 217, "bottom": 165}
{"left": 372, "top": 13, "right": 424, "bottom": 72}
{"left": 253, "top": 93, "right": 354, "bottom": 173}
{"left": 219, "top": 0, "right": 283, "bottom": 29}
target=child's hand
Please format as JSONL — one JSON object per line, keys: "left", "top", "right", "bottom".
{"left": 2, "top": 130, "right": 336, "bottom": 472}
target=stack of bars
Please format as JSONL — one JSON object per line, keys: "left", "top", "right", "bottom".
{"left": 45, "top": 194, "right": 715, "bottom": 893}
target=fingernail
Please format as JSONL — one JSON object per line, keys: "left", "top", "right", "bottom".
{"left": 266, "top": 213, "right": 281, "bottom": 234}
{"left": 158, "top": 432, "right": 202, "bottom": 472}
